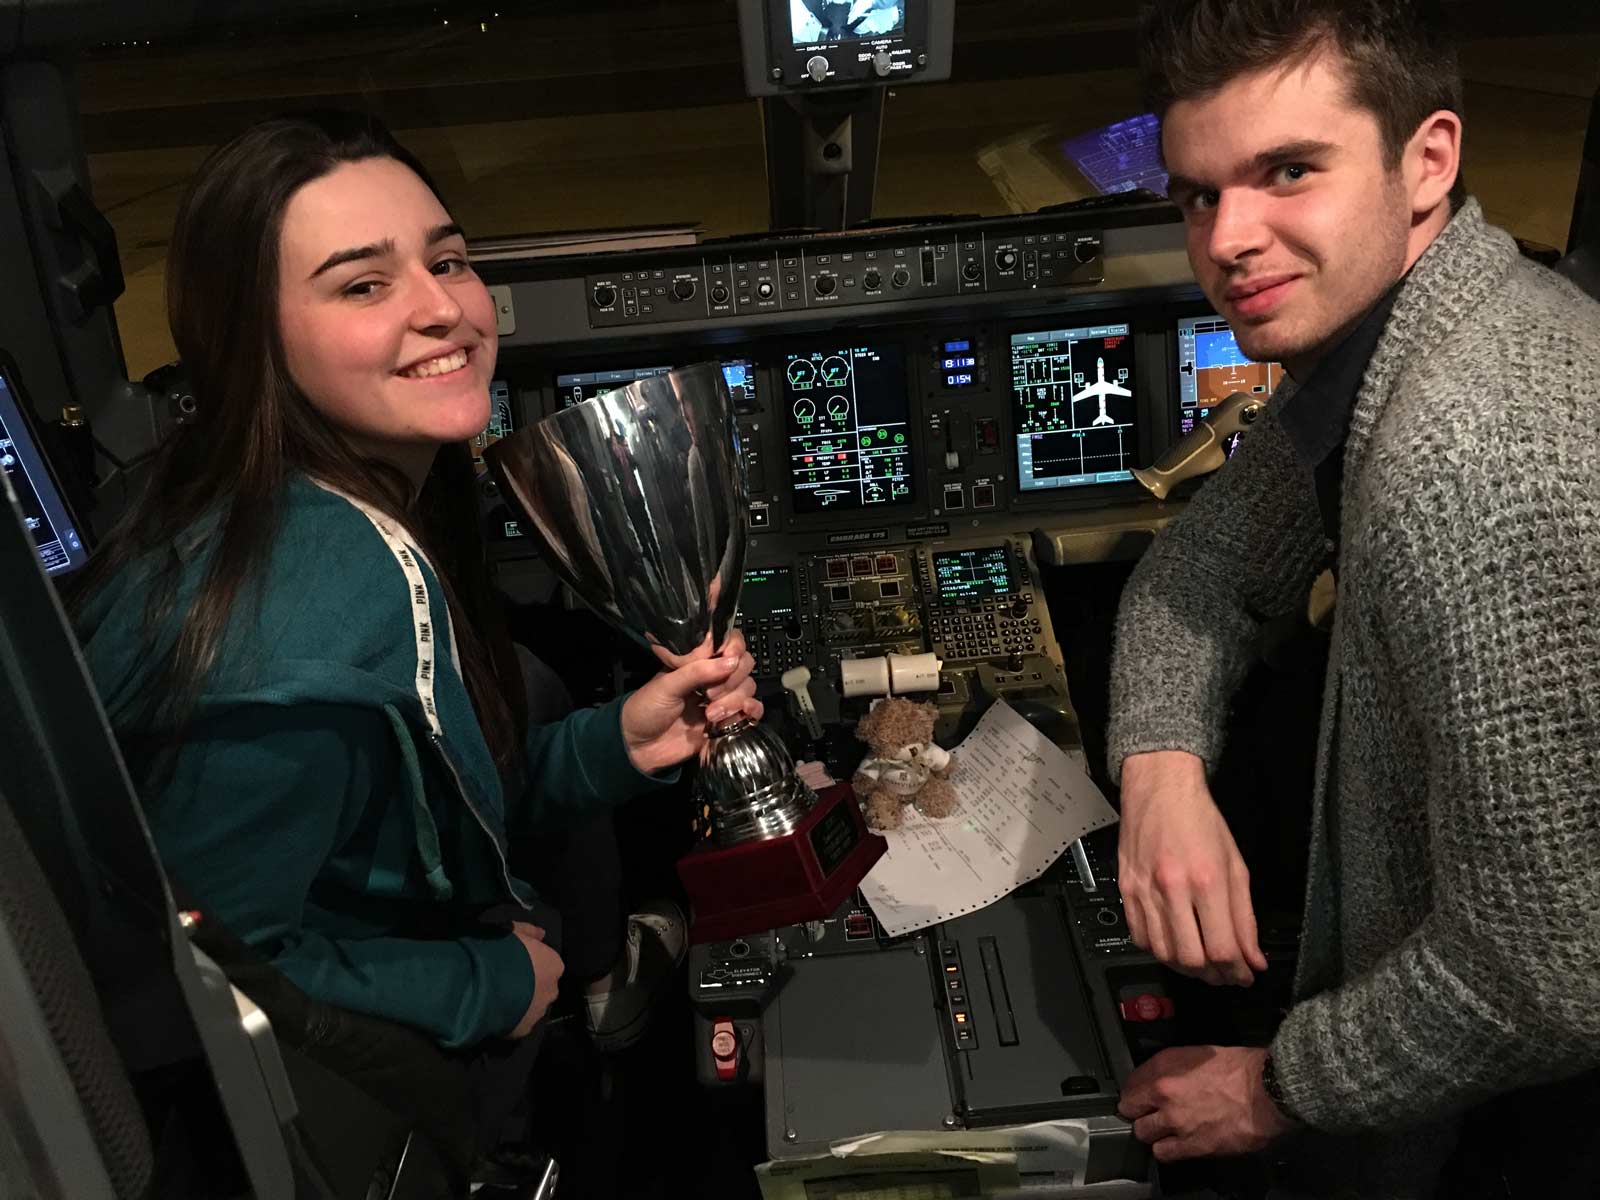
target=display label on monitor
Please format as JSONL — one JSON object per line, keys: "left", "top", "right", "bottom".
{"left": 784, "top": 344, "right": 913, "bottom": 514}
{"left": 932, "top": 546, "right": 1011, "bottom": 602}
{"left": 740, "top": 565, "right": 796, "bottom": 618}
{"left": 0, "top": 370, "right": 86, "bottom": 576}
{"left": 1176, "top": 315, "right": 1285, "bottom": 445}
{"left": 1011, "top": 322, "right": 1137, "bottom": 491}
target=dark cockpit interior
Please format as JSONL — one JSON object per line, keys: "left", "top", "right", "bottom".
{"left": 2, "top": 3, "right": 1597, "bottom": 1198}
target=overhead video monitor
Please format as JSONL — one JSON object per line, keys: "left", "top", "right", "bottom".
{"left": 0, "top": 358, "right": 88, "bottom": 576}
{"left": 737, "top": 0, "right": 952, "bottom": 96}
{"left": 790, "top": 0, "right": 904, "bottom": 43}
{"left": 1011, "top": 322, "right": 1139, "bottom": 492}
{"left": 1177, "top": 316, "right": 1286, "bottom": 452}
{"left": 782, "top": 344, "right": 914, "bottom": 515}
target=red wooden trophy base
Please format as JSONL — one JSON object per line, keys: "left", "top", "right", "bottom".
{"left": 677, "top": 782, "right": 886, "bottom": 943}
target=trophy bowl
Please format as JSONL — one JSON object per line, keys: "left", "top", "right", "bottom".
{"left": 485, "top": 362, "right": 746, "bottom": 660}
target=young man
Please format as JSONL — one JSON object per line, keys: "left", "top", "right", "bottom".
{"left": 1105, "top": 2, "right": 1600, "bottom": 1195}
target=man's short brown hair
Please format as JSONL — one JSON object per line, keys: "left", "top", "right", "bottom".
{"left": 1142, "top": 0, "right": 1467, "bottom": 207}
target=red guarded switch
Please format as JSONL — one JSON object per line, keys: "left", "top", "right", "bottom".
{"left": 1119, "top": 993, "right": 1175, "bottom": 1023}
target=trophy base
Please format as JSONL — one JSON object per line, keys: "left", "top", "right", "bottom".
{"left": 677, "top": 783, "right": 886, "bottom": 943}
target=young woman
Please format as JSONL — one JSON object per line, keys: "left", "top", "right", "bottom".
{"left": 72, "top": 112, "right": 760, "bottom": 1060}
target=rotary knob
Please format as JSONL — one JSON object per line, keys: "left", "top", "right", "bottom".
{"left": 863, "top": 268, "right": 882, "bottom": 290}
{"left": 672, "top": 277, "right": 697, "bottom": 302}
{"left": 962, "top": 260, "right": 981, "bottom": 282}
{"left": 890, "top": 267, "right": 911, "bottom": 289}
{"left": 710, "top": 282, "right": 730, "bottom": 305}
{"left": 1074, "top": 237, "right": 1103, "bottom": 265}
{"left": 806, "top": 55, "right": 830, "bottom": 82}
{"left": 814, "top": 274, "right": 837, "bottom": 296}
{"left": 592, "top": 284, "right": 617, "bottom": 309}
{"left": 756, "top": 280, "right": 775, "bottom": 300}
{"left": 873, "top": 50, "right": 893, "bottom": 77}
{"left": 995, "top": 248, "right": 1019, "bottom": 271}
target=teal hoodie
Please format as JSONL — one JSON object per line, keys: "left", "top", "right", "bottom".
{"left": 79, "top": 476, "right": 672, "bottom": 1048}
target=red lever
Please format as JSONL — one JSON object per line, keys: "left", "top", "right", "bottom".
{"left": 711, "top": 1018, "right": 739, "bottom": 1081}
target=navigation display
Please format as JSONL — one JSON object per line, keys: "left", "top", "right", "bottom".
{"left": 1011, "top": 322, "right": 1138, "bottom": 491}
{"left": 1177, "top": 315, "right": 1285, "bottom": 438}
{"left": 0, "top": 365, "right": 87, "bottom": 576}
{"left": 783, "top": 344, "right": 913, "bottom": 514}
{"left": 932, "top": 546, "right": 1011, "bottom": 603}
{"left": 791, "top": 0, "right": 904, "bottom": 45}
{"left": 740, "top": 565, "right": 797, "bottom": 617}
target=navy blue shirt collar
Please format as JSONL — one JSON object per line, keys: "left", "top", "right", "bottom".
{"left": 1277, "top": 280, "right": 1405, "bottom": 558}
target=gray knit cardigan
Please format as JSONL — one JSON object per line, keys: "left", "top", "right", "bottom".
{"left": 1106, "top": 200, "right": 1600, "bottom": 1197}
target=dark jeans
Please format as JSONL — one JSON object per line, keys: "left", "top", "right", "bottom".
{"left": 470, "top": 811, "right": 626, "bottom": 1157}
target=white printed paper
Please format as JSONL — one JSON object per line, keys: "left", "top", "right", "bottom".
{"left": 858, "top": 699, "right": 1118, "bottom": 937}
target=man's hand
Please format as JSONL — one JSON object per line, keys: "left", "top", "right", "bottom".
{"left": 508, "top": 922, "right": 564, "bottom": 1039}
{"left": 1118, "top": 750, "right": 1267, "bottom": 986}
{"left": 1118, "top": 1045, "right": 1297, "bottom": 1163}
{"left": 621, "top": 627, "right": 763, "bottom": 775}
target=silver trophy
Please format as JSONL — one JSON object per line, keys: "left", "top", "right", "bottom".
{"left": 486, "top": 363, "right": 816, "bottom": 845}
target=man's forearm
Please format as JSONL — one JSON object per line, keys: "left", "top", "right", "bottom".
{"left": 1269, "top": 912, "right": 1600, "bottom": 1133}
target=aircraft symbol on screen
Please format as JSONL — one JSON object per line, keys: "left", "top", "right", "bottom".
{"left": 1071, "top": 357, "right": 1132, "bottom": 427}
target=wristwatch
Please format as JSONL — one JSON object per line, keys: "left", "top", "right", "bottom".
{"left": 1260, "top": 1051, "right": 1304, "bottom": 1124}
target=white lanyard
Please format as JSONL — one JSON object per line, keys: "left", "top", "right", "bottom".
{"left": 309, "top": 481, "right": 455, "bottom": 737}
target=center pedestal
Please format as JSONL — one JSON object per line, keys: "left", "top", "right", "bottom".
{"left": 677, "top": 782, "right": 886, "bottom": 943}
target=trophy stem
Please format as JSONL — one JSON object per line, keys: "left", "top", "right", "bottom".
{"left": 709, "top": 774, "right": 817, "bottom": 846}
{"left": 698, "top": 717, "right": 818, "bottom": 846}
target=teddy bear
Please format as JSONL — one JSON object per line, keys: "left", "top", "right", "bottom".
{"left": 852, "top": 696, "right": 959, "bottom": 831}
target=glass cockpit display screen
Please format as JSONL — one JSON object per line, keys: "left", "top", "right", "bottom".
{"left": 556, "top": 364, "right": 672, "bottom": 409}
{"left": 471, "top": 379, "right": 514, "bottom": 478}
{"left": 1177, "top": 315, "right": 1285, "bottom": 436}
{"left": 932, "top": 546, "right": 1011, "bottom": 603}
{"left": 0, "top": 366, "right": 87, "bottom": 576}
{"left": 783, "top": 344, "right": 913, "bottom": 514}
{"left": 559, "top": 361, "right": 755, "bottom": 412}
{"left": 790, "top": 0, "right": 904, "bottom": 46}
{"left": 1011, "top": 322, "right": 1138, "bottom": 491}
{"left": 740, "top": 565, "right": 796, "bottom": 617}
{"left": 722, "top": 358, "right": 758, "bottom": 411}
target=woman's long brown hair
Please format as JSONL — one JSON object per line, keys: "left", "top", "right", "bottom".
{"left": 71, "top": 112, "right": 527, "bottom": 774}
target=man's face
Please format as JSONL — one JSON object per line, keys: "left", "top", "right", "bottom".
{"left": 1163, "top": 47, "right": 1412, "bottom": 373}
